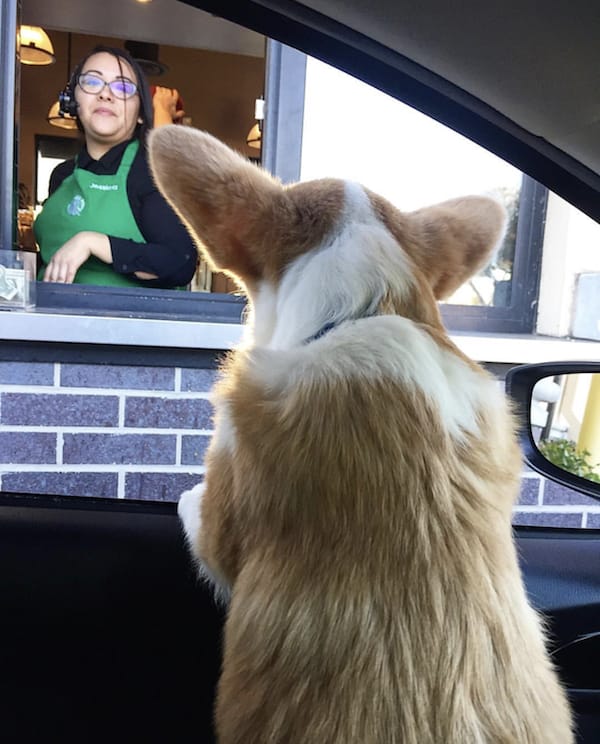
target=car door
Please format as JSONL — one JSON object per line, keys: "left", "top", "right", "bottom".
{"left": 2, "top": 1, "right": 599, "bottom": 743}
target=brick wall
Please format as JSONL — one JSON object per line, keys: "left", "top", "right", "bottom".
{"left": 1, "top": 359, "right": 599, "bottom": 526}
{"left": 515, "top": 470, "right": 600, "bottom": 528}
{"left": 0, "top": 361, "right": 215, "bottom": 501}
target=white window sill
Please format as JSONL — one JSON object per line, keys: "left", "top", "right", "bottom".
{"left": 0, "top": 309, "right": 242, "bottom": 350}
{"left": 0, "top": 309, "right": 598, "bottom": 362}
{"left": 451, "top": 332, "right": 599, "bottom": 364}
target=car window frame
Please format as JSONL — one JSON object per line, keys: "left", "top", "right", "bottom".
{"left": 0, "top": 0, "right": 596, "bottom": 524}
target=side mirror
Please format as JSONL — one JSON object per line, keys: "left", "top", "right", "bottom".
{"left": 506, "top": 362, "right": 600, "bottom": 501}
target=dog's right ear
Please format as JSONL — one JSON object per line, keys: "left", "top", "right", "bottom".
{"left": 148, "top": 126, "right": 283, "bottom": 286}
{"left": 405, "top": 196, "right": 507, "bottom": 300}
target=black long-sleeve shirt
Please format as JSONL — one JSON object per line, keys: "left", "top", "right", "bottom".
{"left": 49, "top": 138, "right": 197, "bottom": 289}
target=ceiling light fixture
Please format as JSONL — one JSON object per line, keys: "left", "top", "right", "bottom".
{"left": 47, "top": 100, "right": 78, "bottom": 130}
{"left": 19, "top": 25, "right": 55, "bottom": 66}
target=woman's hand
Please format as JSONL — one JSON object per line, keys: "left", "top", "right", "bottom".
{"left": 152, "top": 86, "right": 185, "bottom": 127}
{"left": 43, "top": 231, "right": 112, "bottom": 283}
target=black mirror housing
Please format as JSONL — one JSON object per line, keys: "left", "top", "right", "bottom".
{"left": 506, "top": 362, "right": 600, "bottom": 502}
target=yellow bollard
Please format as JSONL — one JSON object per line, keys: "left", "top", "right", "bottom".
{"left": 578, "top": 373, "right": 600, "bottom": 468}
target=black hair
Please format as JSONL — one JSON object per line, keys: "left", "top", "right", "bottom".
{"left": 68, "top": 45, "right": 154, "bottom": 143}
{"left": 18, "top": 182, "right": 32, "bottom": 209}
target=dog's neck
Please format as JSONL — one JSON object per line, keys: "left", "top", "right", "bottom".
{"left": 248, "top": 182, "right": 414, "bottom": 351}
{"left": 302, "top": 321, "right": 339, "bottom": 345}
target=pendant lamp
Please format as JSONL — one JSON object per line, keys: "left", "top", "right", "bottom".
{"left": 47, "top": 100, "right": 77, "bottom": 130}
{"left": 246, "top": 122, "right": 261, "bottom": 149}
{"left": 19, "top": 26, "right": 55, "bottom": 66}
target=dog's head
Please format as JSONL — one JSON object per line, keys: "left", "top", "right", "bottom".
{"left": 149, "top": 127, "right": 505, "bottom": 346}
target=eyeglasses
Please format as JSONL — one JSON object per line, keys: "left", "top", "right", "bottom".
{"left": 77, "top": 73, "right": 138, "bottom": 100}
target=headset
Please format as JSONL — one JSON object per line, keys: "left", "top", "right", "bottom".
{"left": 58, "top": 79, "right": 78, "bottom": 118}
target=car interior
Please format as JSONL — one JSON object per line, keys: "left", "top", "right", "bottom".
{"left": 1, "top": 1, "right": 599, "bottom": 742}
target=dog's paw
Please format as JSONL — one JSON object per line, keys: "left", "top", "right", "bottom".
{"left": 177, "top": 482, "right": 231, "bottom": 604}
{"left": 177, "top": 481, "right": 205, "bottom": 544}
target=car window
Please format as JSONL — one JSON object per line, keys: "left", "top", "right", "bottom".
{"left": 3, "top": 6, "right": 598, "bottom": 524}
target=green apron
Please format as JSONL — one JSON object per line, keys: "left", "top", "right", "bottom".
{"left": 34, "top": 141, "right": 146, "bottom": 287}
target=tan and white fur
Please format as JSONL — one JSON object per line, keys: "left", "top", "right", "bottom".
{"left": 149, "top": 126, "right": 573, "bottom": 744}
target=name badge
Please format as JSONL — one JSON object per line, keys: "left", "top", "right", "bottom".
{"left": 89, "top": 183, "right": 119, "bottom": 191}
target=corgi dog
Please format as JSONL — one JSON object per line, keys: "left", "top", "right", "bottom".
{"left": 148, "top": 127, "right": 573, "bottom": 744}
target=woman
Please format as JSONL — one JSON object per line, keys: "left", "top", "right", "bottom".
{"left": 34, "top": 45, "right": 197, "bottom": 288}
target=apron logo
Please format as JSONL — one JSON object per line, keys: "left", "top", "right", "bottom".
{"left": 67, "top": 194, "right": 86, "bottom": 216}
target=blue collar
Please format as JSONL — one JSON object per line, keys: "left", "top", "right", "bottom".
{"left": 303, "top": 321, "right": 338, "bottom": 345}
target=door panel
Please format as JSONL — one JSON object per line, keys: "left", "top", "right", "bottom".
{"left": 0, "top": 493, "right": 224, "bottom": 744}
{"left": 517, "top": 529, "right": 600, "bottom": 742}
{"left": 0, "top": 493, "right": 598, "bottom": 742}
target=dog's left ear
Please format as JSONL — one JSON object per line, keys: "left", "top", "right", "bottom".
{"left": 148, "top": 126, "right": 283, "bottom": 285}
{"left": 405, "top": 196, "right": 507, "bottom": 300}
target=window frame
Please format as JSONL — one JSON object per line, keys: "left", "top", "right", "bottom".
{"left": 34, "top": 281, "right": 246, "bottom": 323}
{"left": 1, "top": 0, "right": 18, "bottom": 254}
{"left": 440, "top": 177, "right": 548, "bottom": 333}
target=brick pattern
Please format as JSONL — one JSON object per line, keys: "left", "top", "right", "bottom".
{"left": 60, "top": 363, "right": 176, "bottom": 390}
{"left": 2, "top": 471, "right": 118, "bottom": 499}
{"left": 0, "top": 361, "right": 54, "bottom": 386}
{"left": 2, "top": 392, "right": 119, "bottom": 426}
{"left": 0, "top": 361, "right": 211, "bottom": 501}
{"left": 124, "top": 397, "right": 213, "bottom": 429}
{"left": 125, "top": 472, "right": 204, "bottom": 502}
{"left": 0, "top": 431, "right": 56, "bottom": 464}
{"left": 0, "top": 360, "right": 599, "bottom": 527}
{"left": 514, "top": 470, "right": 600, "bottom": 528}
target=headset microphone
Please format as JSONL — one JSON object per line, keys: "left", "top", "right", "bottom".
{"left": 58, "top": 83, "right": 78, "bottom": 118}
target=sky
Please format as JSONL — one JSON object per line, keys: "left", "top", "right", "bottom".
{"left": 300, "top": 57, "right": 522, "bottom": 211}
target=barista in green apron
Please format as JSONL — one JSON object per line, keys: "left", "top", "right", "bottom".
{"left": 33, "top": 45, "right": 197, "bottom": 289}
{"left": 34, "top": 140, "right": 145, "bottom": 287}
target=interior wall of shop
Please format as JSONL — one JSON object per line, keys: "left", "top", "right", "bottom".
{"left": 18, "top": 29, "right": 265, "bottom": 201}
